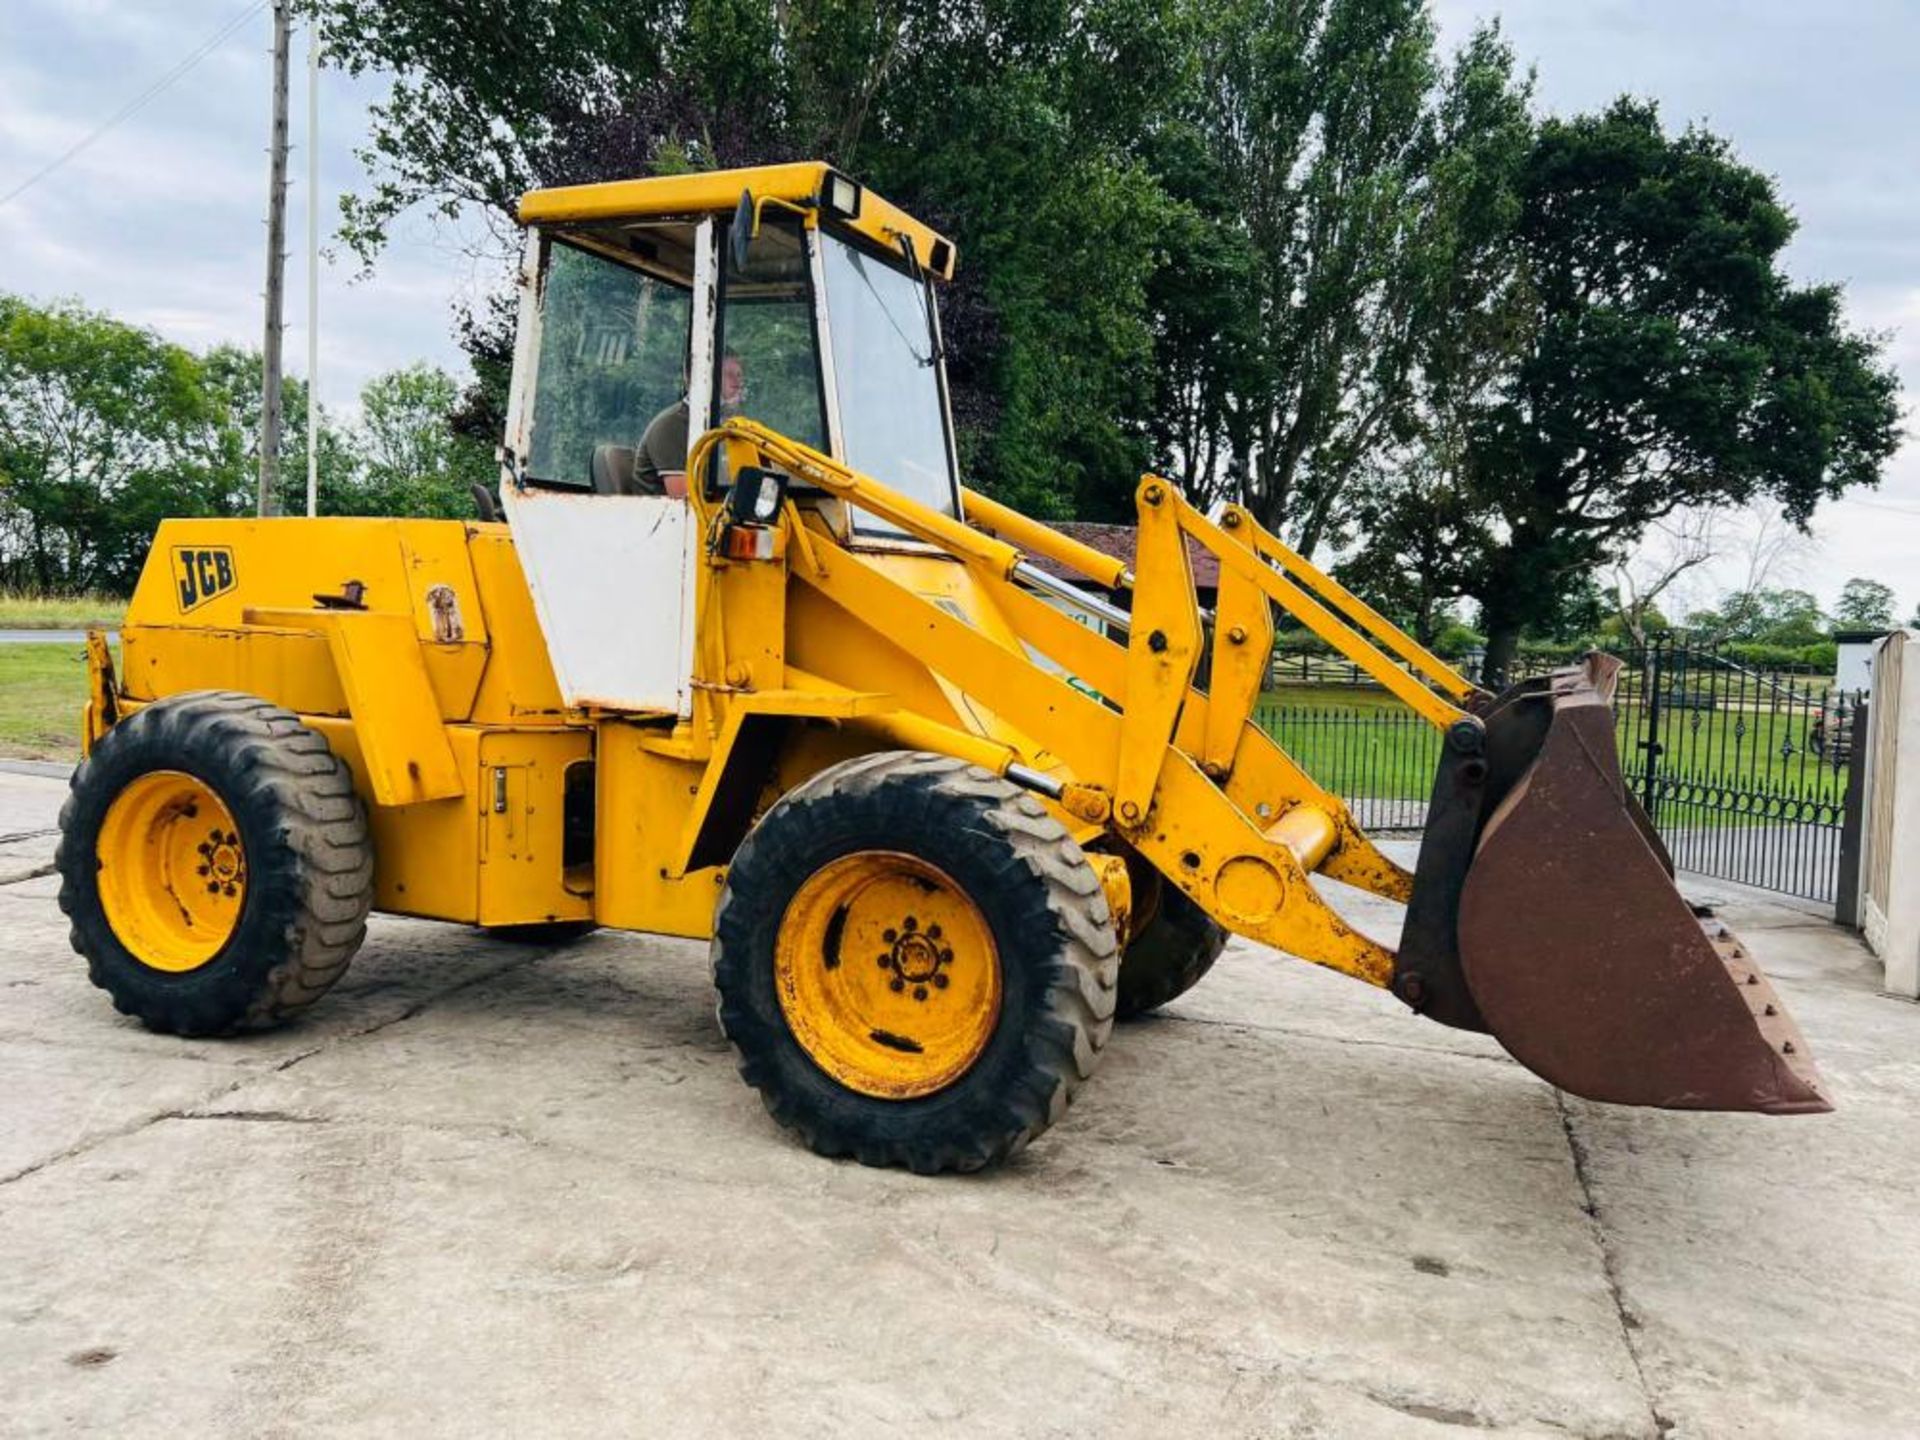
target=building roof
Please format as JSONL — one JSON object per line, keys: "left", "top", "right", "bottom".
{"left": 1018, "top": 521, "right": 1222, "bottom": 591}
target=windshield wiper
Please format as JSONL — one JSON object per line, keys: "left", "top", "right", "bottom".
{"left": 895, "top": 234, "right": 944, "bottom": 369}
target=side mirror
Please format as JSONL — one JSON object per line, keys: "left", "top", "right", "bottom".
{"left": 729, "top": 189, "right": 755, "bottom": 273}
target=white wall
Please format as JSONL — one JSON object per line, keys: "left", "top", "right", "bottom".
{"left": 1860, "top": 631, "right": 1920, "bottom": 998}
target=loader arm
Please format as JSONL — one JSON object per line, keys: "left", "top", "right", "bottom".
{"left": 687, "top": 419, "right": 1831, "bottom": 1117}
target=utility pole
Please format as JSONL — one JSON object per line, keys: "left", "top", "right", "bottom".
{"left": 258, "top": 0, "right": 291, "bottom": 516}
{"left": 305, "top": 11, "right": 320, "bottom": 517}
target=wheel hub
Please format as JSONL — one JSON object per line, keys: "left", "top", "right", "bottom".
{"left": 774, "top": 852, "right": 1000, "bottom": 1099}
{"left": 879, "top": 916, "right": 951, "bottom": 998}
{"left": 96, "top": 770, "right": 247, "bottom": 973}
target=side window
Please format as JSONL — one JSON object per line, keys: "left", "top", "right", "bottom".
{"left": 715, "top": 217, "right": 827, "bottom": 452}
{"left": 526, "top": 242, "right": 691, "bottom": 488}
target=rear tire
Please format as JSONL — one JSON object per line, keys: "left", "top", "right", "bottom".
{"left": 56, "top": 691, "right": 374, "bottom": 1036}
{"left": 712, "top": 751, "right": 1118, "bottom": 1173}
{"left": 1115, "top": 879, "right": 1228, "bottom": 1019}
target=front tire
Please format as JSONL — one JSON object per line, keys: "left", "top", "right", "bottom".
{"left": 56, "top": 691, "right": 374, "bottom": 1036}
{"left": 712, "top": 752, "right": 1118, "bottom": 1173}
{"left": 1115, "top": 878, "right": 1228, "bottom": 1018}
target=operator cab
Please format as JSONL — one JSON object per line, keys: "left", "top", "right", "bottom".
{"left": 501, "top": 164, "right": 963, "bottom": 714}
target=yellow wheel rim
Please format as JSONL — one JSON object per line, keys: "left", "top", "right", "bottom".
{"left": 96, "top": 770, "right": 247, "bottom": 973}
{"left": 774, "top": 851, "right": 1001, "bottom": 1100}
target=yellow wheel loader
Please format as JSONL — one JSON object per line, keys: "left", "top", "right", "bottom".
{"left": 57, "top": 164, "right": 1828, "bottom": 1172}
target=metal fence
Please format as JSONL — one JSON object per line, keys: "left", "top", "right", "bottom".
{"left": 1255, "top": 639, "right": 1865, "bottom": 906}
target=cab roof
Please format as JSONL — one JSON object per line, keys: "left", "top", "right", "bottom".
{"left": 516, "top": 162, "right": 957, "bottom": 282}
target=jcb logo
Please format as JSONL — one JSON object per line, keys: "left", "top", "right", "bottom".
{"left": 172, "top": 546, "right": 237, "bottom": 612}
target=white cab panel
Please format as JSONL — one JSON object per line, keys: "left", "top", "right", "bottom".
{"left": 501, "top": 484, "right": 695, "bottom": 716}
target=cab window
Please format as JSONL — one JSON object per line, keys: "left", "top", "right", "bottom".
{"left": 526, "top": 239, "right": 691, "bottom": 489}
{"left": 714, "top": 217, "right": 828, "bottom": 451}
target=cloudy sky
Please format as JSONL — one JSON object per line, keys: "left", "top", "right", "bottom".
{"left": 3, "top": 0, "right": 1915, "bottom": 618}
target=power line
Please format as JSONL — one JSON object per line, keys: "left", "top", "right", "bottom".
{"left": 0, "top": 0, "right": 270, "bottom": 212}
{"left": 1833, "top": 494, "right": 1920, "bottom": 516}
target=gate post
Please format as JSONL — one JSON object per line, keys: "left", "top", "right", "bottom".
{"left": 1861, "top": 632, "right": 1920, "bottom": 998}
{"left": 1639, "top": 641, "right": 1664, "bottom": 825}
{"left": 1835, "top": 698, "right": 1867, "bottom": 929}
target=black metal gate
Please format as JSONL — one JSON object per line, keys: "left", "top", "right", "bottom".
{"left": 1256, "top": 638, "right": 1867, "bottom": 908}
{"left": 1610, "top": 639, "right": 1864, "bottom": 905}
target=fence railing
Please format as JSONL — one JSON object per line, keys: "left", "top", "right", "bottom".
{"left": 1255, "top": 702, "right": 1442, "bottom": 833}
{"left": 1254, "top": 640, "right": 1864, "bottom": 905}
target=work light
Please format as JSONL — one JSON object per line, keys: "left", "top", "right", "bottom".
{"left": 823, "top": 170, "right": 862, "bottom": 219}
{"left": 728, "top": 466, "right": 788, "bottom": 525}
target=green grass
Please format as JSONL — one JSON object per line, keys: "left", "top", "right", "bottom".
{"left": 0, "top": 591, "right": 126, "bottom": 629}
{"left": 0, "top": 642, "right": 91, "bottom": 761}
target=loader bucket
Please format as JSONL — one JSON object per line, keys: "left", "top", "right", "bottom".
{"left": 1400, "top": 656, "right": 1830, "bottom": 1115}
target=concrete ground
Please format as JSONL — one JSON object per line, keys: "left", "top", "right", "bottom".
{"left": 2, "top": 768, "right": 1917, "bottom": 1439}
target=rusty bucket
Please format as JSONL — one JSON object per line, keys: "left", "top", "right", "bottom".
{"left": 1395, "top": 656, "right": 1830, "bottom": 1115}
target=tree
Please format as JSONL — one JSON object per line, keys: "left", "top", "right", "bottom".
{"left": 353, "top": 364, "right": 495, "bottom": 517}
{"left": 1687, "top": 587, "right": 1827, "bottom": 648}
{"left": 1834, "top": 576, "right": 1896, "bottom": 630}
{"left": 1411, "top": 99, "right": 1899, "bottom": 681}
{"left": 201, "top": 346, "right": 362, "bottom": 517}
{"left": 1150, "top": 0, "right": 1451, "bottom": 553}
{"left": 0, "top": 296, "right": 247, "bottom": 593}
{"left": 1333, "top": 24, "right": 1534, "bottom": 629}
{"left": 1608, "top": 513, "right": 1719, "bottom": 648}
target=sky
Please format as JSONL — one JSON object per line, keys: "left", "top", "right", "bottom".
{"left": 2, "top": 0, "right": 1916, "bottom": 619}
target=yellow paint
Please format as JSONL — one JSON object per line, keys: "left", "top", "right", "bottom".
{"left": 961, "top": 487, "right": 1130, "bottom": 590}
{"left": 1221, "top": 503, "right": 1483, "bottom": 708}
{"left": 96, "top": 771, "right": 245, "bottom": 972}
{"left": 246, "top": 608, "right": 464, "bottom": 807}
{"left": 517, "top": 162, "right": 959, "bottom": 281}
{"left": 477, "top": 729, "right": 595, "bottom": 926}
{"left": 592, "top": 720, "right": 727, "bottom": 937}
{"left": 1114, "top": 482, "right": 1202, "bottom": 823}
{"left": 774, "top": 851, "right": 1001, "bottom": 1099}
{"left": 1202, "top": 514, "right": 1275, "bottom": 776}
{"left": 83, "top": 629, "right": 118, "bottom": 756}
{"left": 1086, "top": 852, "right": 1134, "bottom": 944}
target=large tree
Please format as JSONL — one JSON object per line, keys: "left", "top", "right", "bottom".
{"left": 1148, "top": 0, "right": 1444, "bottom": 551}
{"left": 1355, "top": 98, "right": 1900, "bottom": 680}
{"left": 1833, "top": 576, "right": 1897, "bottom": 630}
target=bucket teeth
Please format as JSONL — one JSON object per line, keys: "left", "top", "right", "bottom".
{"left": 1700, "top": 915, "right": 1831, "bottom": 1111}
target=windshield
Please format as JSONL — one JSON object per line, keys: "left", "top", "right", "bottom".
{"left": 526, "top": 241, "right": 691, "bottom": 489}
{"left": 820, "top": 233, "right": 957, "bottom": 524}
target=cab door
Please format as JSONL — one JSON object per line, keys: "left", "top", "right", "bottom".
{"left": 500, "top": 221, "right": 716, "bottom": 716}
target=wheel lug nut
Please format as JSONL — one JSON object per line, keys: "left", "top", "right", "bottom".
{"left": 913, "top": 986, "right": 928, "bottom": 1001}
{"left": 876, "top": 955, "right": 891, "bottom": 969}
{"left": 206, "top": 882, "right": 220, "bottom": 894}
{"left": 883, "top": 928, "right": 897, "bottom": 943}
{"left": 889, "top": 978, "right": 905, "bottom": 993}
{"left": 933, "top": 974, "right": 949, "bottom": 989}
{"left": 903, "top": 916, "right": 917, "bottom": 931}
{"left": 928, "top": 924, "right": 942, "bottom": 939}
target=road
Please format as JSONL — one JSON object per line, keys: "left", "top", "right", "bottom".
{"left": 2, "top": 769, "right": 1917, "bottom": 1437}
{"left": 0, "top": 631, "right": 94, "bottom": 645}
